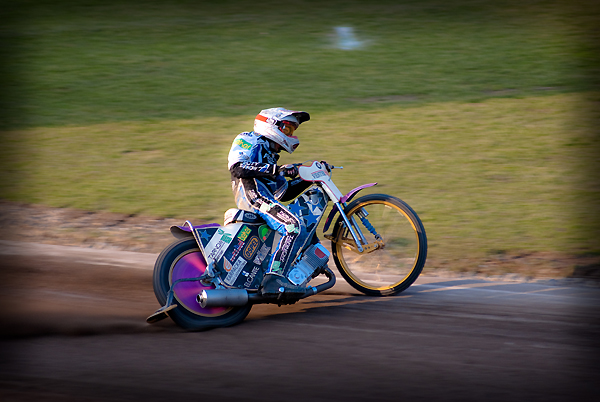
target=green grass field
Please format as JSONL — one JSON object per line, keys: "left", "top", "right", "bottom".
{"left": 2, "top": 0, "right": 594, "bottom": 128}
{"left": 1, "top": 0, "right": 599, "bottom": 272}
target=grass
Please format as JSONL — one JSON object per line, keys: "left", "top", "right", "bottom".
{"left": 1, "top": 0, "right": 599, "bottom": 272}
{"left": 2, "top": 93, "right": 598, "bottom": 264}
{"left": 1, "top": 0, "right": 592, "bottom": 128}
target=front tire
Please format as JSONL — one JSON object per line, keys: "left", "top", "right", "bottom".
{"left": 331, "top": 194, "right": 427, "bottom": 296}
{"left": 153, "top": 238, "right": 252, "bottom": 330}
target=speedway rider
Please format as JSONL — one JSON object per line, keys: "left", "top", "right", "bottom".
{"left": 228, "top": 107, "right": 320, "bottom": 298}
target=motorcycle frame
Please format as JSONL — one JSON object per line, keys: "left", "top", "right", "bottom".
{"left": 297, "top": 161, "right": 377, "bottom": 253}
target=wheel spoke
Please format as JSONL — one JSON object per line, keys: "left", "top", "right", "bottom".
{"left": 332, "top": 196, "right": 427, "bottom": 296}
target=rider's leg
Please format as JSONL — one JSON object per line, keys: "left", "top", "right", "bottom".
{"left": 262, "top": 205, "right": 304, "bottom": 274}
{"left": 258, "top": 204, "right": 308, "bottom": 296}
{"left": 241, "top": 181, "right": 308, "bottom": 296}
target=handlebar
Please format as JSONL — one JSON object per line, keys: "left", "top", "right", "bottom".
{"left": 294, "top": 161, "right": 343, "bottom": 170}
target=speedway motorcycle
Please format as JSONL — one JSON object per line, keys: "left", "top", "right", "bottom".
{"left": 147, "top": 161, "right": 427, "bottom": 330}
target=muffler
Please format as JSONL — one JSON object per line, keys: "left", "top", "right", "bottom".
{"left": 197, "top": 289, "right": 249, "bottom": 308}
{"left": 197, "top": 267, "right": 336, "bottom": 308}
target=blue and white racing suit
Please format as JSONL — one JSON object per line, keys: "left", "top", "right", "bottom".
{"left": 228, "top": 131, "right": 312, "bottom": 276}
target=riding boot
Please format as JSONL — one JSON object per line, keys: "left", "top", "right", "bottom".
{"left": 260, "top": 273, "right": 306, "bottom": 297}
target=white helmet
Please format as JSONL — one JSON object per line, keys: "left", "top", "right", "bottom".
{"left": 254, "top": 107, "right": 310, "bottom": 153}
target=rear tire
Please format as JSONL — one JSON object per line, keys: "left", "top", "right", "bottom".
{"left": 331, "top": 194, "right": 427, "bottom": 296}
{"left": 153, "top": 238, "right": 252, "bottom": 330}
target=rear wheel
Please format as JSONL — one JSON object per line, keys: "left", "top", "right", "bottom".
{"left": 153, "top": 238, "right": 251, "bottom": 330}
{"left": 331, "top": 194, "right": 427, "bottom": 296}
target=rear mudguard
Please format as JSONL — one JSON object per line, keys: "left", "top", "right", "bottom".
{"left": 322, "top": 183, "right": 377, "bottom": 233}
{"left": 170, "top": 221, "right": 221, "bottom": 239}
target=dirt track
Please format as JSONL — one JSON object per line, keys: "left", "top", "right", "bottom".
{"left": 1, "top": 201, "right": 600, "bottom": 401}
{"left": 1, "top": 240, "right": 599, "bottom": 401}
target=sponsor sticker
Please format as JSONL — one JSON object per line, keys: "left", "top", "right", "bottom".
{"left": 237, "top": 226, "right": 252, "bottom": 241}
{"left": 242, "top": 236, "right": 260, "bottom": 260}
{"left": 224, "top": 257, "right": 247, "bottom": 285}
{"left": 234, "top": 138, "right": 252, "bottom": 150}
{"left": 228, "top": 238, "right": 244, "bottom": 261}
{"left": 258, "top": 225, "right": 270, "bottom": 241}
{"left": 206, "top": 240, "right": 228, "bottom": 263}
{"left": 253, "top": 243, "right": 270, "bottom": 264}
{"left": 311, "top": 170, "right": 328, "bottom": 179}
{"left": 243, "top": 265, "right": 261, "bottom": 288}
{"left": 203, "top": 225, "right": 240, "bottom": 264}
{"left": 278, "top": 235, "right": 294, "bottom": 263}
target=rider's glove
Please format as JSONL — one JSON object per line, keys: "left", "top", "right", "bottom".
{"left": 320, "top": 161, "right": 332, "bottom": 172}
{"left": 277, "top": 164, "right": 299, "bottom": 178}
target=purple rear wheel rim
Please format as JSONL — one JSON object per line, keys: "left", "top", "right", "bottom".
{"left": 170, "top": 250, "right": 229, "bottom": 316}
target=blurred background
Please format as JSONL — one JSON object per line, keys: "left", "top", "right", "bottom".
{"left": 1, "top": 0, "right": 599, "bottom": 276}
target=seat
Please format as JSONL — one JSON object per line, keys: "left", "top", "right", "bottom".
{"left": 224, "top": 208, "right": 264, "bottom": 226}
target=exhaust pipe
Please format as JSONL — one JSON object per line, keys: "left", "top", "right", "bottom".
{"left": 299, "top": 266, "right": 336, "bottom": 299}
{"left": 197, "top": 267, "right": 337, "bottom": 307}
{"left": 197, "top": 289, "right": 249, "bottom": 308}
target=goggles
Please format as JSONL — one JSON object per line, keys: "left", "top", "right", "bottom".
{"left": 278, "top": 120, "right": 299, "bottom": 136}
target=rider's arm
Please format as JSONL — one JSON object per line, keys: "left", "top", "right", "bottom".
{"left": 228, "top": 133, "right": 278, "bottom": 178}
{"left": 278, "top": 177, "right": 312, "bottom": 202}
{"left": 230, "top": 161, "right": 277, "bottom": 178}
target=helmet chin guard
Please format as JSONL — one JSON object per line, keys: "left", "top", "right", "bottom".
{"left": 254, "top": 107, "right": 310, "bottom": 153}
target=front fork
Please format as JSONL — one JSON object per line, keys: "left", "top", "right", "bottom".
{"left": 328, "top": 202, "right": 384, "bottom": 254}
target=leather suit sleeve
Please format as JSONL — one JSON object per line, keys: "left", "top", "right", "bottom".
{"left": 230, "top": 161, "right": 277, "bottom": 179}
{"left": 278, "top": 177, "right": 312, "bottom": 202}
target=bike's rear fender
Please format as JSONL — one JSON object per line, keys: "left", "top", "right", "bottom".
{"left": 322, "top": 183, "right": 377, "bottom": 233}
{"left": 170, "top": 222, "right": 221, "bottom": 239}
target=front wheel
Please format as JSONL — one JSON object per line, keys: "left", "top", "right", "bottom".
{"left": 153, "top": 238, "right": 252, "bottom": 330}
{"left": 331, "top": 194, "right": 427, "bottom": 296}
